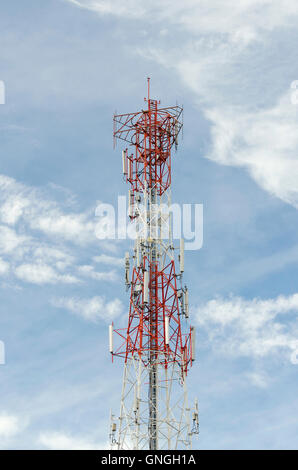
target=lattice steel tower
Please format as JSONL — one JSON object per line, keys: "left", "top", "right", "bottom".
{"left": 109, "top": 79, "right": 199, "bottom": 450}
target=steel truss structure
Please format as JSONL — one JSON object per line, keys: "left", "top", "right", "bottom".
{"left": 109, "top": 80, "right": 199, "bottom": 450}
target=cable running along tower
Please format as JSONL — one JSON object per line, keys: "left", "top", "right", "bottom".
{"left": 109, "top": 80, "right": 199, "bottom": 450}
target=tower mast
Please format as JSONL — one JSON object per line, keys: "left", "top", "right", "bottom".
{"left": 109, "top": 80, "right": 198, "bottom": 450}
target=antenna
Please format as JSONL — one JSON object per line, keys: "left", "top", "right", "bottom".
{"left": 147, "top": 76, "right": 150, "bottom": 102}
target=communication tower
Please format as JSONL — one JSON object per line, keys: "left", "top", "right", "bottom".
{"left": 109, "top": 79, "right": 199, "bottom": 450}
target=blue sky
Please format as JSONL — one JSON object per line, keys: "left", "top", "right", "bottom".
{"left": 0, "top": 0, "right": 298, "bottom": 449}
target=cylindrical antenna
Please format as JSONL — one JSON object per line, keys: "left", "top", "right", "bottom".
{"left": 182, "top": 347, "right": 187, "bottom": 381}
{"left": 192, "top": 398, "right": 199, "bottom": 432}
{"left": 165, "top": 316, "right": 170, "bottom": 345}
{"left": 128, "top": 190, "right": 134, "bottom": 218}
{"left": 191, "top": 326, "right": 195, "bottom": 362}
{"left": 125, "top": 251, "right": 130, "bottom": 285}
{"left": 184, "top": 287, "right": 189, "bottom": 318}
{"left": 143, "top": 271, "right": 149, "bottom": 303}
{"left": 147, "top": 76, "right": 150, "bottom": 102}
{"left": 136, "top": 239, "right": 140, "bottom": 267}
{"left": 195, "top": 398, "right": 198, "bottom": 416}
{"left": 128, "top": 156, "right": 132, "bottom": 181}
{"left": 109, "top": 324, "right": 113, "bottom": 353}
{"left": 175, "top": 120, "right": 179, "bottom": 147}
{"left": 122, "top": 150, "right": 127, "bottom": 175}
{"left": 180, "top": 238, "right": 184, "bottom": 273}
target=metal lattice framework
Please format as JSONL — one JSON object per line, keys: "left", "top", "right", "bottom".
{"left": 109, "top": 79, "right": 199, "bottom": 450}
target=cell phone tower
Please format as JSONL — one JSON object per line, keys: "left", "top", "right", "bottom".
{"left": 109, "top": 79, "right": 199, "bottom": 450}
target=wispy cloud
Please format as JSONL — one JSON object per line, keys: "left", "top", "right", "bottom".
{"left": 38, "top": 431, "right": 108, "bottom": 450}
{"left": 15, "top": 263, "right": 80, "bottom": 285}
{"left": 195, "top": 292, "right": 298, "bottom": 359}
{"left": 65, "top": 1, "right": 298, "bottom": 209}
{"left": 0, "top": 174, "right": 119, "bottom": 286}
{"left": 52, "top": 295, "right": 123, "bottom": 322}
{"left": 0, "top": 412, "right": 27, "bottom": 441}
{"left": 0, "top": 225, "right": 28, "bottom": 255}
{"left": 0, "top": 174, "right": 95, "bottom": 245}
{"left": 77, "top": 265, "right": 117, "bottom": 282}
{"left": 93, "top": 254, "right": 123, "bottom": 267}
{"left": 0, "top": 258, "right": 9, "bottom": 275}
{"left": 65, "top": 0, "right": 298, "bottom": 39}
{"left": 206, "top": 93, "right": 298, "bottom": 208}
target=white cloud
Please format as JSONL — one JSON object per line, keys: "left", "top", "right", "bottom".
{"left": 66, "top": 1, "right": 298, "bottom": 209}
{"left": 30, "top": 211, "right": 95, "bottom": 245}
{"left": 93, "top": 254, "right": 123, "bottom": 267}
{"left": 0, "top": 195, "right": 29, "bottom": 225}
{"left": 0, "top": 258, "right": 9, "bottom": 275}
{"left": 38, "top": 431, "right": 108, "bottom": 450}
{"left": 77, "top": 264, "right": 117, "bottom": 282}
{"left": 0, "top": 174, "right": 96, "bottom": 245}
{"left": 0, "top": 413, "right": 21, "bottom": 439}
{"left": 52, "top": 295, "right": 123, "bottom": 322}
{"left": 0, "top": 225, "right": 28, "bottom": 255}
{"left": 33, "top": 246, "right": 74, "bottom": 266}
{"left": 246, "top": 371, "right": 269, "bottom": 389}
{"left": 66, "top": 0, "right": 146, "bottom": 18}
{"left": 206, "top": 93, "right": 298, "bottom": 207}
{"left": 66, "top": 0, "right": 298, "bottom": 39}
{"left": 0, "top": 173, "right": 120, "bottom": 286}
{"left": 15, "top": 263, "right": 80, "bottom": 285}
{"left": 195, "top": 293, "right": 298, "bottom": 359}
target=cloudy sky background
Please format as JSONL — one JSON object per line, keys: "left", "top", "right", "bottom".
{"left": 0, "top": 0, "right": 298, "bottom": 449}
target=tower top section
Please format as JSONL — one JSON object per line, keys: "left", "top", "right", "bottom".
{"left": 113, "top": 78, "right": 183, "bottom": 196}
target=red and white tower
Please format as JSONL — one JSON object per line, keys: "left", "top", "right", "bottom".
{"left": 109, "top": 80, "right": 199, "bottom": 450}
